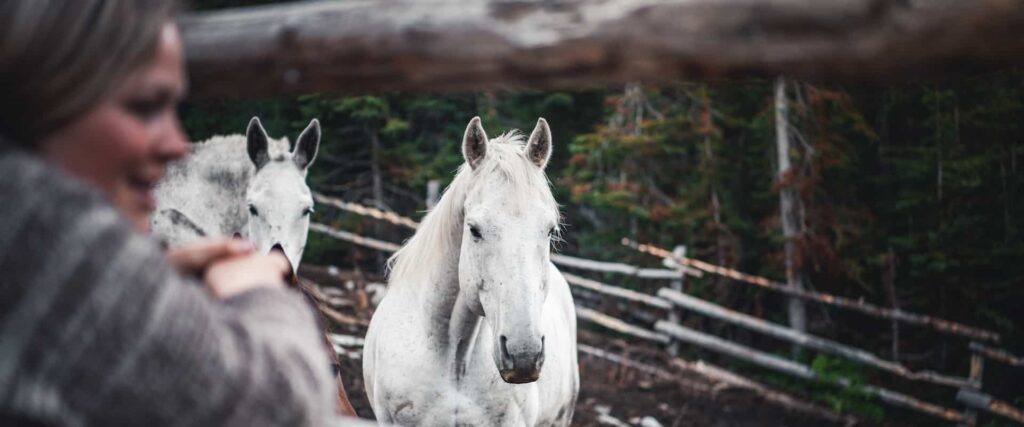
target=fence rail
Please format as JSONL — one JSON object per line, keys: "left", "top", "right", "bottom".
{"left": 655, "top": 321, "right": 968, "bottom": 424}
{"left": 182, "top": 0, "right": 1024, "bottom": 99}
{"left": 624, "top": 238, "right": 1001, "bottom": 343}
{"left": 657, "top": 288, "right": 973, "bottom": 389}
{"left": 310, "top": 202, "right": 1024, "bottom": 425}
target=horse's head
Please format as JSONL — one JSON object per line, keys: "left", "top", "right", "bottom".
{"left": 457, "top": 117, "right": 558, "bottom": 384}
{"left": 244, "top": 116, "right": 320, "bottom": 273}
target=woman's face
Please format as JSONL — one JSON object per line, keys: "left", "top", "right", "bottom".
{"left": 40, "top": 23, "right": 188, "bottom": 232}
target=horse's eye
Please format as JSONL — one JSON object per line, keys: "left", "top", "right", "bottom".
{"left": 249, "top": 205, "right": 258, "bottom": 216}
{"left": 302, "top": 207, "right": 314, "bottom": 217}
{"left": 469, "top": 225, "right": 482, "bottom": 240}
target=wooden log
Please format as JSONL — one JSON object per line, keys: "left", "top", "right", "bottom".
{"left": 957, "top": 389, "right": 1024, "bottom": 424}
{"left": 669, "top": 358, "right": 855, "bottom": 425}
{"left": 625, "top": 238, "right": 1001, "bottom": 342}
{"left": 314, "top": 192, "right": 420, "bottom": 229}
{"left": 656, "top": 321, "right": 968, "bottom": 424}
{"left": 969, "top": 342, "right": 1024, "bottom": 367}
{"left": 553, "top": 254, "right": 703, "bottom": 279}
{"left": 657, "top": 288, "right": 972, "bottom": 389}
{"left": 311, "top": 206, "right": 700, "bottom": 280}
{"left": 309, "top": 222, "right": 402, "bottom": 253}
{"left": 580, "top": 344, "right": 852, "bottom": 424}
{"left": 577, "top": 306, "right": 671, "bottom": 344}
{"left": 577, "top": 343, "right": 711, "bottom": 393}
{"left": 319, "top": 304, "right": 370, "bottom": 327}
{"left": 563, "top": 272, "right": 674, "bottom": 310}
{"left": 181, "top": 0, "right": 1024, "bottom": 99}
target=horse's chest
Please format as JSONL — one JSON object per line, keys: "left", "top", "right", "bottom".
{"left": 386, "top": 380, "right": 534, "bottom": 427}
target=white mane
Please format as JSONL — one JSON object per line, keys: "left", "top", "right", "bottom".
{"left": 386, "top": 131, "right": 560, "bottom": 286}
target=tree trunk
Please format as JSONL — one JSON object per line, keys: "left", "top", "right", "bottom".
{"left": 774, "top": 77, "right": 807, "bottom": 337}
{"left": 369, "top": 127, "right": 385, "bottom": 267}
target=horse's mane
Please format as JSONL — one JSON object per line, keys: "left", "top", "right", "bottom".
{"left": 386, "top": 131, "right": 560, "bottom": 286}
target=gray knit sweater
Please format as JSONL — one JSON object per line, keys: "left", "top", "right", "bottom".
{"left": 0, "top": 142, "right": 338, "bottom": 426}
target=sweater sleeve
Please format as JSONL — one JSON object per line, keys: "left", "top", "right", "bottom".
{"left": 0, "top": 149, "right": 336, "bottom": 426}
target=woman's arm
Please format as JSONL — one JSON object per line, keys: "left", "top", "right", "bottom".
{"left": 0, "top": 149, "right": 336, "bottom": 426}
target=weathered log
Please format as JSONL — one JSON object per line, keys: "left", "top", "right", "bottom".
{"left": 969, "top": 342, "right": 1024, "bottom": 367}
{"left": 655, "top": 321, "right": 968, "bottom": 423}
{"left": 657, "top": 288, "right": 972, "bottom": 389}
{"left": 564, "top": 273, "right": 674, "bottom": 310}
{"left": 314, "top": 193, "right": 419, "bottom": 229}
{"left": 310, "top": 202, "right": 702, "bottom": 279}
{"left": 577, "top": 344, "right": 711, "bottom": 393}
{"left": 626, "top": 239, "right": 1001, "bottom": 342}
{"left": 957, "top": 389, "right": 1024, "bottom": 424}
{"left": 581, "top": 343, "right": 853, "bottom": 424}
{"left": 577, "top": 306, "right": 671, "bottom": 344}
{"left": 181, "top": 0, "right": 1024, "bottom": 99}
{"left": 554, "top": 254, "right": 703, "bottom": 279}
{"left": 668, "top": 358, "right": 855, "bottom": 425}
{"left": 309, "top": 222, "right": 402, "bottom": 253}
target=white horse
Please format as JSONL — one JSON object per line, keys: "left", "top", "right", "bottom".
{"left": 152, "top": 116, "right": 320, "bottom": 271}
{"left": 363, "top": 117, "right": 579, "bottom": 426}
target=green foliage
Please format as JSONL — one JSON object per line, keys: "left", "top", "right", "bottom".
{"left": 810, "top": 355, "right": 885, "bottom": 422}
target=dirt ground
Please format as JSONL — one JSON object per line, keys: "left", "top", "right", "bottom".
{"left": 300, "top": 265, "right": 854, "bottom": 427}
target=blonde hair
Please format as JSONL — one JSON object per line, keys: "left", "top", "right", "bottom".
{"left": 0, "top": 0, "right": 179, "bottom": 144}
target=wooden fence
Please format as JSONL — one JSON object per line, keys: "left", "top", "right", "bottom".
{"left": 174, "top": 1, "right": 1024, "bottom": 422}
{"left": 181, "top": 0, "right": 1024, "bottom": 99}
{"left": 309, "top": 195, "right": 1024, "bottom": 425}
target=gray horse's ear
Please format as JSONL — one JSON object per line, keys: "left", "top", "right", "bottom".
{"left": 294, "top": 119, "right": 320, "bottom": 170}
{"left": 525, "top": 117, "right": 552, "bottom": 169}
{"left": 246, "top": 117, "right": 270, "bottom": 169}
{"left": 462, "top": 116, "right": 488, "bottom": 169}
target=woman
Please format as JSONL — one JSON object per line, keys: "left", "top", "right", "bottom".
{"left": 0, "top": 1, "right": 343, "bottom": 425}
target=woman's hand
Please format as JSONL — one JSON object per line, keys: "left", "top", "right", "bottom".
{"left": 167, "top": 238, "right": 255, "bottom": 277}
{"left": 203, "top": 252, "right": 291, "bottom": 299}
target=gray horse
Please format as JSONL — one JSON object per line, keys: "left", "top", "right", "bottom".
{"left": 152, "top": 117, "right": 321, "bottom": 271}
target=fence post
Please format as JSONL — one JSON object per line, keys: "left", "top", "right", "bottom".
{"left": 961, "top": 344, "right": 985, "bottom": 426}
{"left": 426, "top": 180, "right": 440, "bottom": 210}
{"left": 663, "top": 245, "right": 687, "bottom": 356}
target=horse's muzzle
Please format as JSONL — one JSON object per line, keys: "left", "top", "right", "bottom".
{"left": 497, "top": 335, "right": 545, "bottom": 384}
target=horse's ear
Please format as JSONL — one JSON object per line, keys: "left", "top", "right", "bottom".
{"left": 462, "top": 116, "right": 488, "bottom": 169}
{"left": 525, "top": 117, "right": 552, "bottom": 169}
{"left": 246, "top": 117, "right": 270, "bottom": 169}
{"left": 293, "top": 119, "right": 320, "bottom": 170}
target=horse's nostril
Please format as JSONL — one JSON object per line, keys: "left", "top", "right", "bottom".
{"left": 499, "top": 335, "right": 509, "bottom": 355}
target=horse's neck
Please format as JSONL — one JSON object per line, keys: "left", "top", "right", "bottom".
{"left": 400, "top": 224, "right": 482, "bottom": 381}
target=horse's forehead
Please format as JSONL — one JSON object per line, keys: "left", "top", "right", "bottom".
{"left": 466, "top": 177, "right": 555, "bottom": 222}
{"left": 248, "top": 162, "right": 310, "bottom": 200}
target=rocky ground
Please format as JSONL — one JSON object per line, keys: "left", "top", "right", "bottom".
{"left": 299, "top": 265, "right": 857, "bottom": 427}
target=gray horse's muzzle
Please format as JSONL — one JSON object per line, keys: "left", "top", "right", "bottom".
{"left": 497, "top": 335, "right": 545, "bottom": 384}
